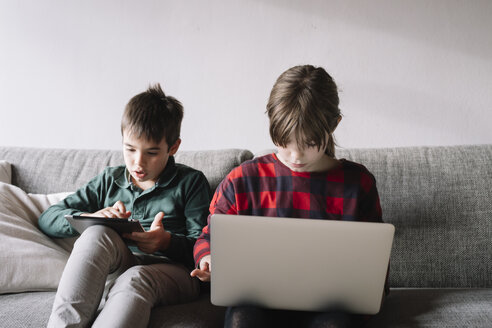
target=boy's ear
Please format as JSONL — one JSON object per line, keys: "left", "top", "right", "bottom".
{"left": 168, "top": 138, "right": 181, "bottom": 156}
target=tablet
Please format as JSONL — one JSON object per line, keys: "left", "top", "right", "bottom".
{"left": 64, "top": 215, "right": 145, "bottom": 235}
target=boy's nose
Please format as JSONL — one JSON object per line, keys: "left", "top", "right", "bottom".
{"left": 135, "top": 153, "right": 145, "bottom": 165}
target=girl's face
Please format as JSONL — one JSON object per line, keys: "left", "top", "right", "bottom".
{"left": 276, "top": 134, "right": 330, "bottom": 173}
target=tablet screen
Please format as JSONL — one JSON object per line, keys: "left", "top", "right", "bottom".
{"left": 64, "top": 215, "right": 145, "bottom": 234}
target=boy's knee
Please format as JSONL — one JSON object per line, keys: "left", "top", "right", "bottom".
{"left": 114, "top": 266, "right": 154, "bottom": 290}
{"left": 79, "top": 225, "right": 118, "bottom": 239}
{"left": 110, "top": 266, "right": 158, "bottom": 301}
{"left": 74, "top": 225, "right": 123, "bottom": 253}
{"left": 110, "top": 264, "right": 199, "bottom": 305}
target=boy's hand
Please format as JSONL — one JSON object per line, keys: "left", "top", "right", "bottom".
{"left": 82, "top": 201, "right": 131, "bottom": 218}
{"left": 190, "top": 255, "right": 211, "bottom": 282}
{"left": 123, "top": 212, "right": 171, "bottom": 254}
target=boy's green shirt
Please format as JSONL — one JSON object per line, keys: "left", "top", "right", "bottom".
{"left": 38, "top": 156, "right": 211, "bottom": 270}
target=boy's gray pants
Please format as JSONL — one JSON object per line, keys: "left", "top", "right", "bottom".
{"left": 47, "top": 225, "right": 199, "bottom": 328}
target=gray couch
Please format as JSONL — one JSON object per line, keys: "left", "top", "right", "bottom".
{"left": 0, "top": 144, "right": 491, "bottom": 327}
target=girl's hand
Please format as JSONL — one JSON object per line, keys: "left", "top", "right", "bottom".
{"left": 190, "top": 255, "right": 211, "bottom": 282}
{"left": 82, "top": 201, "right": 131, "bottom": 218}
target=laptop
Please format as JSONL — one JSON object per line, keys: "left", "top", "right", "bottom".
{"left": 210, "top": 214, "right": 395, "bottom": 314}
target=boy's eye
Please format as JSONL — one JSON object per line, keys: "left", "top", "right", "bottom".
{"left": 147, "top": 152, "right": 158, "bottom": 156}
{"left": 306, "top": 142, "right": 317, "bottom": 148}
{"left": 125, "top": 148, "right": 135, "bottom": 152}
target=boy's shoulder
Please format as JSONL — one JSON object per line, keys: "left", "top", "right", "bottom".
{"left": 174, "top": 162, "right": 206, "bottom": 178}
{"left": 89, "top": 165, "right": 126, "bottom": 181}
{"left": 171, "top": 162, "right": 209, "bottom": 191}
{"left": 102, "top": 165, "right": 126, "bottom": 175}
{"left": 97, "top": 165, "right": 128, "bottom": 185}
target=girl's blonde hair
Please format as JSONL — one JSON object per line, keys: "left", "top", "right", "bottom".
{"left": 266, "top": 65, "right": 341, "bottom": 157}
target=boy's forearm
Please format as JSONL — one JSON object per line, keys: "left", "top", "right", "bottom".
{"left": 38, "top": 205, "right": 80, "bottom": 238}
{"left": 38, "top": 176, "right": 105, "bottom": 238}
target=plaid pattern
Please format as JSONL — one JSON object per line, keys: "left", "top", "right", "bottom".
{"left": 193, "top": 153, "right": 383, "bottom": 265}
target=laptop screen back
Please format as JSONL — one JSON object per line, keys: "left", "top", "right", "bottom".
{"left": 210, "top": 214, "right": 394, "bottom": 314}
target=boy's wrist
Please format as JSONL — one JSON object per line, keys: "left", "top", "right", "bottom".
{"left": 160, "top": 230, "right": 172, "bottom": 251}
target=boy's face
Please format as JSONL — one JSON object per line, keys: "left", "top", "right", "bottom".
{"left": 276, "top": 134, "right": 329, "bottom": 173}
{"left": 122, "top": 130, "right": 180, "bottom": 190}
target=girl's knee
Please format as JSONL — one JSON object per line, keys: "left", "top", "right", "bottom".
{"left": 225, "top": 306, "right": 269, "bottom": 328}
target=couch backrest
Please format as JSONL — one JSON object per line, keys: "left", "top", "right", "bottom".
{"left": 336, "top": 145, "right": 492, "bottom": 288}
{"left": 0, "top": 147, "right": 253, "bottom": 195}
{"left": 2, "top": 145, "right": 491, "bottom": 288}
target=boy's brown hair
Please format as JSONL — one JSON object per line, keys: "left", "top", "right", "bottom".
{"left": 121, "top": 83, "right": 183, "bottom": 148}
{"left": 266, "top": 65, "right": 341, "bottom": 157}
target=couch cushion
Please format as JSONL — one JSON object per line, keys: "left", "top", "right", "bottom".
{"left": 0, "top": 160, "right": 11, "bottom": 184}
{"left": 335, "top": 145, "right": 492, "bottom": 288}
{"left": 0, "top": 147, "right": 124, "bottom": 194}
{"left": 149, "top": 292, "right": 226, "bottom": 328}
{"left": 0, "top": 183, "right": 74, "bottom": 294}
{"left": 367, "top": 288, "right": 492, "bottom": 328}
{"left": 0, "top": 291, "right": 54, "bottom": 327}
{"left": 174, "top": 149, "right": 253, "bottom": 193}
{"left": 0, "top": 147, "right": 253, "bottom": 194}
{"left": 0, "top": 291, "right": 225, "bottom": 328}
{"left": 4, "top": 289, "right": 490, "bottom": 328}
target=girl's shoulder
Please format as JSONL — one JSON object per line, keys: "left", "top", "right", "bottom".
{"left": 339, "top": 159, "right": 377, "bottom": 182}
{"left": 235, "top": 153, "right": 276, "bottom": 170}
{"left": 223, "top": 153, "right": 277, "bottom": 181}
{"left": 339, "top": 158, "right": 369, "bottom": 171}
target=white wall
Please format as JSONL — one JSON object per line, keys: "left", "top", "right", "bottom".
{"left": 1, "top": 0, "right": 491, "bottom": 153}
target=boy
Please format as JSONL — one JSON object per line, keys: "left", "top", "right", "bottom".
{"left": 191, "top": 65, "right": 383, "bottom": 328}
{"left": 39, "top": 84, "right": 211, "bottom": 328}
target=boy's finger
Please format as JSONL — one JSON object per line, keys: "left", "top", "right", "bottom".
{"left": 107, "top": 207, "right": 130, "bottom": 218}
{"left": 113, "top": 201, "right": 126, "bottom": 213}
{"left": 150, "top": 212, "right": 165, "bottom": 230}
{"left": 103, "top": 209, "right": 119, "bottom": 218}
{"left": 154, "top": 211, "right": 165, "bottom": 221}
{"left": 109, "top": 208, "right": 119, "bottom": 217}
